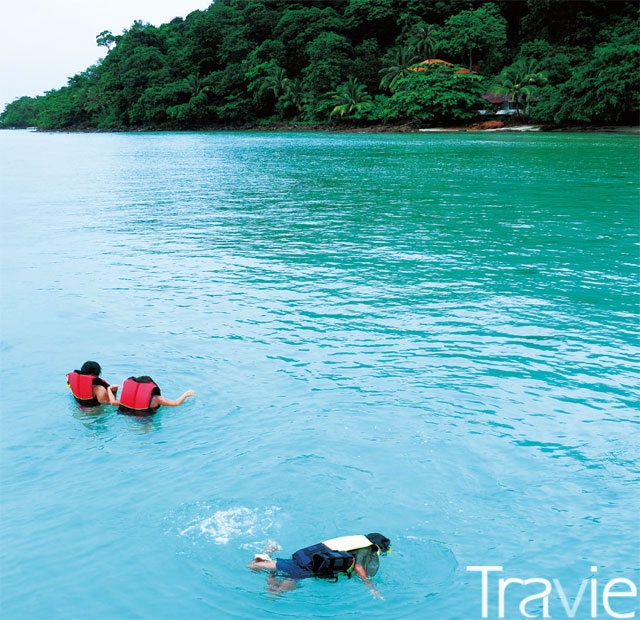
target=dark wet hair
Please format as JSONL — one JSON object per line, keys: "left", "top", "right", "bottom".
{"left": 133, "top": 375, "right": 155, "bottom": 383}
{"left": 366, "top": 533, "right": 391, "bottom": 553}
{"left": 131, "top": 376, "right": 161, "bottom": 396}
{"left": 80, "top": 361, "right": 101, "bottom": 376}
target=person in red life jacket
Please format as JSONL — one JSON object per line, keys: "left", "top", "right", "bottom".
{"left": 67, "top": 361, "right": 118, "bottom": 407}
{"left": 248, "top": 533, "right": 391, "bottom": 598}
{"left": 107, "top": 375, "right": 194, "bottom": 415}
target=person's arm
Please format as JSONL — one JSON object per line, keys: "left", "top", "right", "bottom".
{"left": 151, "top": 390, "right": 195, "bottom": 408}
{"left": 93, "top": 383, "right": 120, "bottom": 405}
{"left": 95, "top": 384, "right": 118, "bottom": 405}
{"left": 106, "top": 385, "right": 120, "bottom": 406}
{"left": 354, "top": 562, "right": 383, "bottom": 599}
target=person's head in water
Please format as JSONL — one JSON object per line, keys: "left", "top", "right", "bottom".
{"left": 80, "top": 361, "right": 101, "bottom": 376}
{"left": 366, "top": 533, "right": 391, "bottom": 554}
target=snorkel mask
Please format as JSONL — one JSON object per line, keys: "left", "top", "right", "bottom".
{"left": 366, "top": 533, "right": 391, "bottom": 554}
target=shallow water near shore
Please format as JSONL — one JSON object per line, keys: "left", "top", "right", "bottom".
{"left": 1, "top": 129, "right": 638, "bottom": 619}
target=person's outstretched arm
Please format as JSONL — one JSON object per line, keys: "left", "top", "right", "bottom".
{"left": 152, "top": 390, "right": 195, "bottom": 408}
{"left": 354, "top": 562, "right": 383, "bottom": 599}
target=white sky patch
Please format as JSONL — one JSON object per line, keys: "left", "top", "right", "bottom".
{"left": 0, "top": 0, "right": 212, "bottom": 109}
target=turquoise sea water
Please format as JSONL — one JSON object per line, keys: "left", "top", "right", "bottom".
{"left": 0, "top": 130, "right": 638, "bottom": 620}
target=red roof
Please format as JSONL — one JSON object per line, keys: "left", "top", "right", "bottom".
{"left": 411, "top": 59, "right": 454, "bottom": 71}
{"left": 410, "top": 59, "right": 476, "bottom": 74}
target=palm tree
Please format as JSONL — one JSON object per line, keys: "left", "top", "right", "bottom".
{"left": 406, "top": 19, "right": 439, "bottom": 60}
{"left": 260, "top": 65, "right": 290, "bottom": 101}
{"left": 84, "top": 84, "right": 108, "bottom": 116}
{"left": 490, "top": 58, "right": 548, "bottom": 116}
{"left": 330, "top": 77, "right": 373, "bottom": 118}
{"left": 279, "top": 78, "right": 305, "bottom": 119}
{"left": 379, "top": 47, "right": 419, "bottom": 92}
{"left": 185, "top": 74, "right": 213, "bottom": 98}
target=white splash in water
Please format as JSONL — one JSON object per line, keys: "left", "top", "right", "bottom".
{"left": 179, "top": 505, "right": 279, "bottom": 545}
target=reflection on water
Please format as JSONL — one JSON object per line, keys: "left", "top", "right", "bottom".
{"left": 72, "top": 406, "right": 112, "bottom": 436}
{"left": 72, "top": 403, "right": 163, "bottom": 434}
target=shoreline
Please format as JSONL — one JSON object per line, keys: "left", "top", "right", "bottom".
{"left": 6, "top": 122, "right": 640, "bottom": 135}
{"left": 417, "top": 123, "right": 640, "bottom": 134}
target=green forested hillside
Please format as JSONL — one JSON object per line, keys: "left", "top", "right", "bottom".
{"left": 2, "top": 0, "right": 638, "bottom": 130}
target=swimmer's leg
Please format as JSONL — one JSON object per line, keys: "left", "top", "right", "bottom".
{"left": 266, "top": 575, "right": 298, "bottom": 594}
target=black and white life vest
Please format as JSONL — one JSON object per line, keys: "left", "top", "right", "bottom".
{"left": 291, "top": 534, "right": 375, "bottom": 578}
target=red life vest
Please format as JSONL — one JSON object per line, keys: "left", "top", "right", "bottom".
{"left": 67, "top": 371, "right": 109, "bottom": 405}
{"left": 119, "top": 377, "right": 160, "bottom": 412}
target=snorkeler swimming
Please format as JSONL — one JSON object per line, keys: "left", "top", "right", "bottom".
{"left": 248, "top": 533, "right": 391, "bottom": 598}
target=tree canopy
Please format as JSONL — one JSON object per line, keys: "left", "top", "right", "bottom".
{"left": 2, "top": 0, "right": 638, "bottom": 129}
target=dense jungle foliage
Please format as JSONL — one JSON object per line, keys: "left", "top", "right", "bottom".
{"left": 2, "top": 0, "right": 638, "bottom": 129}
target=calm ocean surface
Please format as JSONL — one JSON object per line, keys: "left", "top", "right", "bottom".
{"left": 0, "top": 129, "right": 638, "bottom": 620}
